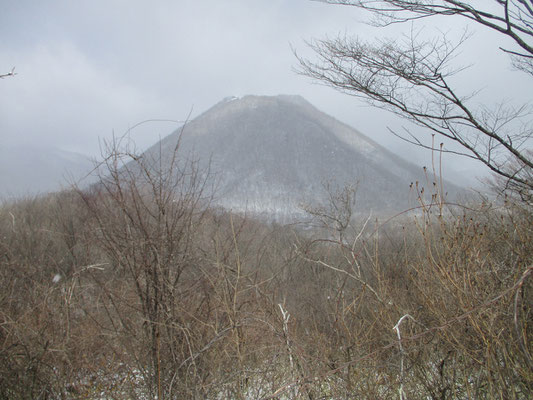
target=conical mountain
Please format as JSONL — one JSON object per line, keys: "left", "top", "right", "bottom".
{"left": 144, "top": 95, "right": 455, "bottom": 219}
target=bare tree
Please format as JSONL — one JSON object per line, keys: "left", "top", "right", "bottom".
{"left": 299, "top": 0, "right": 533, "bottom": 197}
{"left": 78, "top": 131, "right": 214, "bottom": 398}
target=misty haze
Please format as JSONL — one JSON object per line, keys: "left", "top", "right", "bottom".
{"left": 1, "top": 1, "right": 532, "bottom": 399}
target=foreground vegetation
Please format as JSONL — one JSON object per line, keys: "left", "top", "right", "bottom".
{"left": 0, "top": 144, "right": 531, "bottom": 400}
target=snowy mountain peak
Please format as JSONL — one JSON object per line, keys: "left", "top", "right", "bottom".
{"left": 145, "top": 94, "right": 461, "bottom": 220}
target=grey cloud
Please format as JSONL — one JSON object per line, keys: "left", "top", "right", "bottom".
{"left": 1, "top": 0, "right": 529, "bottom": 183}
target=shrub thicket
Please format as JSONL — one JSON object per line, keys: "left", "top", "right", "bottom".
{"left": 0, "top": 146, "right": 531, "bottom": 398}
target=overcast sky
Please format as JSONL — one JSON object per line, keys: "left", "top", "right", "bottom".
{"left": 1, "top": 0, "right": 531, "bottom": 184}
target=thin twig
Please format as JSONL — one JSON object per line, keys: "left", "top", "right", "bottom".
{"left": 0, "top": 67, "right": 16, "bottom": 79}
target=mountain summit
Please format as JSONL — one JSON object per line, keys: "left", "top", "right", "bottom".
{"left": 145, "top": 95, "right": 451, "bottom": 219}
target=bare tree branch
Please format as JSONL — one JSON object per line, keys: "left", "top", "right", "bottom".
{"left": 0, "top": 67, "right": 16, "bottom": 79}
{"left": 300, "top": 1, "right": 533, "bottom": 199}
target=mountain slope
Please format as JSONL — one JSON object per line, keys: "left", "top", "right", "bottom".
{"left": 144, "top": 95, "right": 457, "bottom": 219}
{"left": 0, "top": 145, "right": 94, "bottom": 199}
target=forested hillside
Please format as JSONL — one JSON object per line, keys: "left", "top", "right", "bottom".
{"left": 0, "top": 139, "right": 531, "bottom": 399}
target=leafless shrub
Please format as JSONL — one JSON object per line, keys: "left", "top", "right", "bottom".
{"left": 0, "top": 139, "right": 531, "bottom": 399}
{"left": 266, "top": 179, "right": 532, "bottom": 399}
